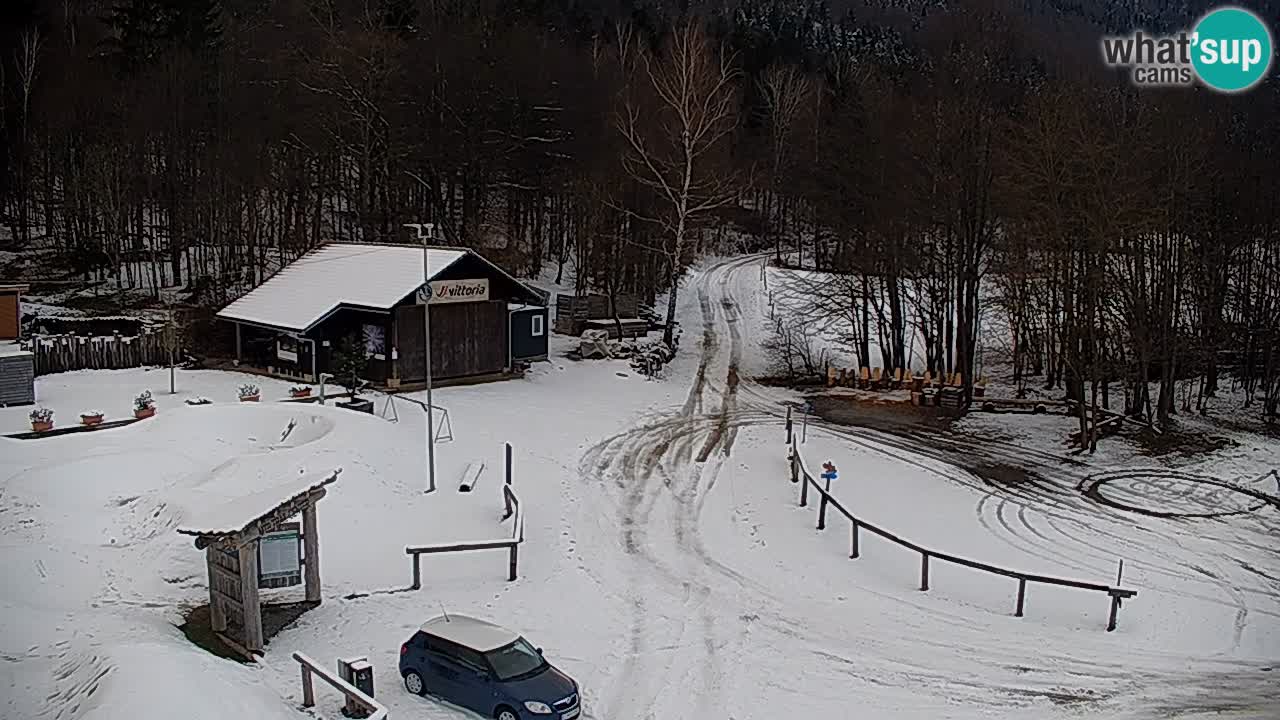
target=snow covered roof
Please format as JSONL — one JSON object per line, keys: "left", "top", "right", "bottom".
{"left": 0, "top": 341, "right": 30, "bottom": 358}
{"left": 419, "top": 614, "right": 520, "bottom": 651}
{"left": 216, "top": 244, "right": 467, "bottom": 332}
{"left": 176, "top": 470, "right": 339, "bottom": 537}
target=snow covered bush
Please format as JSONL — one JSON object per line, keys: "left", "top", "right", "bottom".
{"left": 29, "top": 407, "right": 53, "bottom": 424}
{"left": 133, "top": 390, "right": 155, "bottom": 411}
{"left": 238, "top": 383, "right": 260, "bottom": 399}
{"left": 184, "top": 396, "right": 213, "bottom": 406}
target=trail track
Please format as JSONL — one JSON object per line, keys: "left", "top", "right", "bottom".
{"left": 575, "top": 255, "right": 1280, "bottom": 720}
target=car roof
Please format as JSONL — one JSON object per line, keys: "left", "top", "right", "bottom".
{"left": 419, "top": 614, "right": 520, "bottom": 652}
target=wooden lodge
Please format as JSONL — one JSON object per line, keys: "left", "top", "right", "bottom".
{"left": 216, "top": 243, "right": 549, "bottom": 387}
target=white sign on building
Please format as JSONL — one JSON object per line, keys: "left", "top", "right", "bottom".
{"left": 417, "top": 278, "right": 490, "bottom": 305}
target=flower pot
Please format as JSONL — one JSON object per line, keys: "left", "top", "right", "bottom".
{"left": 290, "top": 389, "right": 311, "bottom": 398}
{"left": 336, "top": 398, "right": 375, "bottom": 414}
{"left": 81, "top": 415, "right": 104, "bottom": 426}
{"left": 240, "top": 395, "right": 260, "bottom": 403}
{"left": 31, "top": 420, "right": 53, "bottom": 432}
{"left": 134, "top": 407, "right": 156, "bottom": 419}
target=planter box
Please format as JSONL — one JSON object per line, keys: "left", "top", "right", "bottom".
{"left": 290, "top": 389, "right": 312, "bottom": 398}
{"left": 31, "top": 420, "right": 53, "bottom": 432}
{"left": 81, "top": 415, "right": 104, "bottom": 426}
{"left": 135, "top": 407, "right": 156, "bottom": 419}
{"left": 240, "top": 395, "right": 261, "bottom": 403}
{"left": 337, "top": 398, "right": 375, "bottom": 414}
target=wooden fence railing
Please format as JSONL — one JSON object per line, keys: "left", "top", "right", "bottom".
{"left": 787, "top": 438, "right": 1138, "bottom": 631}
{"left": 29, "top": 332, "right": 177, "bottom": 375}
{"left": 293, "top": 651, "right": 387, "bottom": 720}
{"left": 407, "top": 458, "right": 524, "bottom": 587}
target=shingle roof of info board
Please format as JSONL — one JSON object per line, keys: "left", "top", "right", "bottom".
{"left": 216, "top": 244, "right": 466, "bottom": 332}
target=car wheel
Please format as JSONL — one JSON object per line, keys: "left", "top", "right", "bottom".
{"left": 403, "top": 670, "right": 426, "bottom": 696}
{"left": 494, "top": 706, "right": 519, "bottom": 720}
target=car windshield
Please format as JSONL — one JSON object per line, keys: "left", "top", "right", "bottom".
{"left": 484, "top": 637, "right": 547, "bottom": 681}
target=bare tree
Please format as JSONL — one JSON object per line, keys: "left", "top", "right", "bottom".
{"left": 616, "top": 20, "right": 742, "bottom": 346}
{"left": 759, "top": 64, "right": 811, "bottom": 262}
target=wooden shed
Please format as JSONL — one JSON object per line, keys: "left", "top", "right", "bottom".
{"left": 0, "top": 285, "right": 34, "bottom": 406}
{"left": 216, "top": 243, "right": 547, "bottom": 386}
{"left": 0, "top": 284, "right": 27, "bottom": 340}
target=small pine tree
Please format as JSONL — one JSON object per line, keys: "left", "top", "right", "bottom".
{"left": 331, "top": 337, "right": 368, "bottom": 398}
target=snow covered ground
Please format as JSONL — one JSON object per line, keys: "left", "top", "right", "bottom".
{"left": 2, "top": 253, "right": 1278, "bottom": 720}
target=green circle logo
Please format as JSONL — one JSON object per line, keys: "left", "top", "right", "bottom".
{"left": 1191, "top": 7, "right": 1274, "bottom": 92}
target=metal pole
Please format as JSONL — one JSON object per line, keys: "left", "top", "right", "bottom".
{"left": 802, "top": 403, "right": 809, "bottom": 443}
{"left": 423, "top": 230, "right": 436, "bottom": 494}
{"left": 319, "top": 373, "right": 332, "bottom": 405}
{"left": 168, "top": 307, "right": 176, "bottom": 394}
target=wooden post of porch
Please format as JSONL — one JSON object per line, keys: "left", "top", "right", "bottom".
{"left": 238, "top": 540, "right": 264, "bottom": 653}
{"left": 206, "top": 546, "right": 227, "bottom": 632}
{"left": 302, "top": 502, "right": 321, "bottom": 603}
{"left": 234, "top": 323, "right": 242, "bottom": 365}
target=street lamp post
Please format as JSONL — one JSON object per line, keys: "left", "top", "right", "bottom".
{"left": 409, "top": 222, "right": 439, "bottom": 494}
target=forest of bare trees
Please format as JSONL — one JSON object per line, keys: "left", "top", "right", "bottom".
{"left": 1, "top": 0, "right": 1278, "bottom": 442}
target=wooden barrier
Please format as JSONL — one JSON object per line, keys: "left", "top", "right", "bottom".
{"left": 407, "top": 483, "right": 524, "bottom": 587}
{"left": 293, "top": 651, "right": 387, "bottom": 720}
{"left": 30, "top": 332, "right": 177, "bottom": 376}
{"left": 789, "top": 440, "right": 1138, "bottom": 631}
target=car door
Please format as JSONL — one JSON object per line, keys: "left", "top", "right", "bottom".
{"left": 423, "top": 636, "right": 467, "bottom": 703}
{"left": 448, "top": 644, "right": 496, "bottom": 713}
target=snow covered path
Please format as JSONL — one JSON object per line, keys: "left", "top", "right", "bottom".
{"left": 573, "top": 255, "right": 1280, "bottom": 719}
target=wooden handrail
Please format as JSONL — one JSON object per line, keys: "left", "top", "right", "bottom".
{"left": 406, "top": 485, "right": 523, "bottom": 587}
{"left": 791, "top": 444, "right": 1138, "bottom": 629}
{"left": 293, "top": 651, "right": 387, "bottom": 720}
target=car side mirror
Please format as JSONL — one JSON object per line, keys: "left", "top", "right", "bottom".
{"left": 536, "top": 647, "right": 543, "bottom": 656}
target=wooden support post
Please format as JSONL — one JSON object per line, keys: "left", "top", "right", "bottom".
{"left": 1015, "top": 578, "right": 1027, "bottom": 617}
{"left": 508, "top": 543, "right": 518, "bottom": 582}
{"left": 301, "top": 664, "right": 315, "bottom": 707}
{"left": 1106, "top": 593, "right": 1122, "bottom": 632}
{"left": 411, "top": 554, "right": 422, "bottom": 590}
{"left": 235, "top": 323, "right": 242, "bottom": 365}
{"left": 920, "top": 553, "right": 930, "bottom": 591}
{"left": 849, "top": 521, "right": 859, "bottom": 559}
{"left": 817, "top": 490, "right": 828, "bottom": 530}
{"left": 503, "top": 444, "right": 514, "bottom": 520}
{"left": 206, "top": 546, "right": 227, "bottom": 632}
{"left": 239, "top": 541, "right": 264, "bottom": 653}
{"left": 789, "top": 447, "right": 798, "bottom": 484}
{"left": 302, "top": 503, "right": 321, "bottom": 603}
{"left": 799, "top": 473, "right": 809, "bottom": 507}
{"left": 785, "top": 406, "right": 793, "bottom": 444}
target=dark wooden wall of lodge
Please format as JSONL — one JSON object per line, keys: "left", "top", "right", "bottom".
{"left": 394, "top": 301, "right": 508, "bottom": 381}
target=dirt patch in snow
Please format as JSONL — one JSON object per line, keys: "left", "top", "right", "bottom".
{"left": 809, "top": 393, "right": 955, "bottom": 433}
{"left": 1134, "top": 424, "right": 1238, "bottom": 458}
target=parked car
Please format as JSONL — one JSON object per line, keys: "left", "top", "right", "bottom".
{"left": 399, "top": 614, "right": 581, "bottom": 720}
